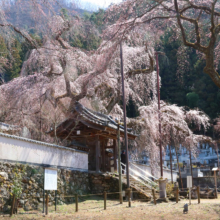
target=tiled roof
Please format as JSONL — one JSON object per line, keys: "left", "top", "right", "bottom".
{"left": 75, "top": 102, "right": 135, "bottom": 135}
{"left": 0, "top": 122, "right": 19, "bottom": 132}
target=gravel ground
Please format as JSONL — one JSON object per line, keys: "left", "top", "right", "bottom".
{"left": 2, "top": 197, "right": 220, "bottom": 220}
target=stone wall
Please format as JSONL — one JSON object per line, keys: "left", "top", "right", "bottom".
{"left": 89, "top": 173, "right": 151, "bottom": 200}
{"left": 0, "top": 162, "right": 151, "bottom": 213}
{"left": 0, "top": 162, "right": 90, "bottom": 213}
{"left": 89, "top": 173, "right": 127, "bottom": 198}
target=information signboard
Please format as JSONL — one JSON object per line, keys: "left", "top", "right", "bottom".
{"left": 187, "top": 176, "right": 192, "bottom": 188}
{"left": 44, "top": 168, "right": 57, "bottom": 190}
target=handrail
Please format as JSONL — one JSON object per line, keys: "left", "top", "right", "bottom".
{"left": 120, "top": 162, "right": 158, "bottom": 190}
{"left": 130, "top": 168, "right": 158, "bottom": 185}
{"left": 129, "top": 173, "right": 152, "bottom": 189}
{"left": 130, "top": 162, "right": 158, "bottom": 180}
{"left": 121, "top": 162, "right": 158, "bottom": 185}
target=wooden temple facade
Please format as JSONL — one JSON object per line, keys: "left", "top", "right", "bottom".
{"left": 49, "top": 102, "right": 137, "bottom": 172}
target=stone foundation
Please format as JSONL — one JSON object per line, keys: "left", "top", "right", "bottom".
{"left": 0, "top": 162, "right": 90, "bottom": 212}
{"left": 0, "top": 162, "right": 151, "bottom": 213}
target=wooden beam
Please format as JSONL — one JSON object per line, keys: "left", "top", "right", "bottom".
{"left": 105, "top": 127, "right": 136, "bottom": 140}
{"left": 64, "top": 134, "right": 117, "bottom": 140}
{"left": 51, "top": 125, "right": 136, "bottom": 142}
{"left": 81, "top": 120, "right": 106, "bottom": 131}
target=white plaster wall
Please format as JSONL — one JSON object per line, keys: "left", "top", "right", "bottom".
{"left": 0, "top": 134, "right": 88, "bottom": 170}
{"left": 130, "top": 163, "right": 178, "bottom": 182}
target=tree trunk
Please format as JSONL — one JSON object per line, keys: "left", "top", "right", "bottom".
{"left": 169, "top": 145, "right": 173, "bottom": 183}
{"left": 174, "top": 145, "right": 183, "bottom": 190}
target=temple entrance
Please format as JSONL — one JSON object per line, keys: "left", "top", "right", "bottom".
{"left": 49, "top": 102, "right": 136, "bottom": 173}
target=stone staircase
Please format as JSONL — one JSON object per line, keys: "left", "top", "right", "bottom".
{"left": 119, "top": 162, "right": 159, "bottom": 200}
{"left": 121, "top": 175, "right": 154, "bottom": 200}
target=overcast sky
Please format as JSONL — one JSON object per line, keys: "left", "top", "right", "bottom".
{"left": 79, "top": 0, "right": 122, "bottom": 10}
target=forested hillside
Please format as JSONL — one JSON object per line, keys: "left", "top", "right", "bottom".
{"left": 158, "top": 29, "right": 220, "bottom": 119}
{"left": 0, "top": 0, "right": 104, "bottom": 83}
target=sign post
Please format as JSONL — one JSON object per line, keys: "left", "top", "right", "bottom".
{"left": 212, "top": 167, "right": 218, "bottom": 198}
{"left": 44, "top": 168, "right": 58, "bottom": 190}
{"left": 43, "top": 170, "right": 45, "bottom": 213}
{"left": 187, "top": 176, "right": 192, "bottom": 205}
{"left": 44, "top": 168, "right": 58, "bottom": 215}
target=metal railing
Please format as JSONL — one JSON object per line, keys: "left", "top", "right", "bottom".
{"left": 120, "top": 162, "right": 159, "bottom": 192}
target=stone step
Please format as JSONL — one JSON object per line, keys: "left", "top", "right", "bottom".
{"left": 121, "top": 175, "right": 153, "bottom": 196}
{"left": 131, "top": 182, "right": 150, "bottom": 187}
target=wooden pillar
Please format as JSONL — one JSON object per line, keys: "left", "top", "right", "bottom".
{"left": 101, "top": 141, "right": 104, "bottom": 171}
{"left": 214, "top": 170, "right": 218, "bottom": 198}
{"left": 102, "top": 141, "right": 106, "bottom": 172}
{"left": 96, "top": 136, "right": 100, "bottom": 173}
{"left": 152, "top": 189, "right": 156, "bottom": 205}
{"left": 113, "top": 140, "right": 117, "bottom": 172}
{"left": 46, "top": 193, "right": 49, "bottom": 215}
{"left": 75, "top": 194, "right": 78, "bottom": 212}
{"left": 10, "top": 194, "right": 15, "bottom": 216}
{"left": 104, "top": 191, "right": 107, "bottom": 210}
{"left": 197, "top": 186, "right": 200, "bottom": 204}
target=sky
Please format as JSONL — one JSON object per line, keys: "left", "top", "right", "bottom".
{"left": 79, "top": 0, "right": 122, "bottom": 10}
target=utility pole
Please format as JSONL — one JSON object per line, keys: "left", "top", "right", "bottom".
{"left": 189, "top": 148, "right": 194, "bottom": 186}
{"left": 155, "top": 52, "right": 168, "bottom": 200}
{"left": 120, "top": 42, "right": 130, "bottom": 188}
{"left": 156, "top": 52, "right": 163, "bottom": 178}
{"left": 117, "top": 120, "right": 123, "bottom": 204}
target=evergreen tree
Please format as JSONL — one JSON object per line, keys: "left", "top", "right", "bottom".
{"left": 0, "top": 36, "right": 8, "bottom": 84}
{"left": 4, "top": 39, "right": 22, "bottom": 82}
{"left": 126, "top": 96, "right": 139, "bottom": 118}
{"left": 159, "top": 29, "right": 220, "bottom": 118}
{"left": 0, "top": 36, "right": 8, "bottom": 58}
{"left": 186, "top": 92, "right": 199, "bottom": 108}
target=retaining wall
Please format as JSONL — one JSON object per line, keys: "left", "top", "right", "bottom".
{"left": 0, "top": 162, "right": 134, "bottom": 213}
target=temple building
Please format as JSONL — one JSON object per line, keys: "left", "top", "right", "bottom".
{"left": 49, "top": 102, "right": 137, "bottom": 173}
